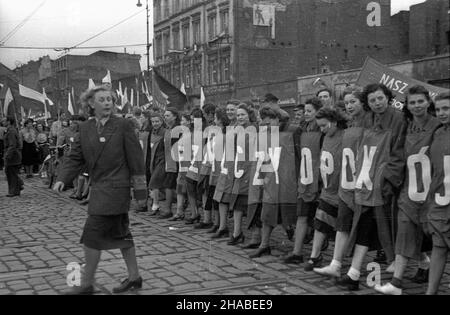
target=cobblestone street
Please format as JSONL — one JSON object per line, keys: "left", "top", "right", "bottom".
{"left": 1, "top": 174, "right": 449, "bottom": 295}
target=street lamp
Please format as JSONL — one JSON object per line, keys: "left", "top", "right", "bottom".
{"left": 136, "top": 0, "right": 151, "bottom": 75}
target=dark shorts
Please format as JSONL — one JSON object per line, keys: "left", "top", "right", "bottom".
{"left": 296, "top": 198, "right": 318, "bottom": 223}
{"left": 262, "top": 203, "right": 297, "bottom": 229}
{"left": 215, "top": 191, "right": 232, "bottom": 205}
{"left": 355, "top": 207, "right": 382, "bottom": 250}
{"left": 186, "top": 177, "right": 202, "bottom": 206}
{"left": 314, "top": 200, "right": 338, "bottom": 234}
{"left": 80, "top": 214, "right": 134, "bottom": 251}
{"left": 336, "top": 199, "right": 354, "bottom": 233}
{"left": 428, "top": 219, "right": 450, "bottom": 249}
{"left": 204, "top": 184, "right": 218, "bottom": 211}
{"left": 230, "top": 194, "right": 248, "bottom": 214}
{"left": 395, "top": 209, "right": 432, "bottom": 259}
{"left": 163, "top": 172, "right": 178, "bottom": 190}
{"left": 197, "top": 175, "right": 210, "bottom": 197}
{"left": 176, "top": 173, "right": 187, "bottom": 195}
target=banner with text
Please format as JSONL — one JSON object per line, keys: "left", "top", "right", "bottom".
{"left": 357, "top": 57, "right": 449, "bottom": 108}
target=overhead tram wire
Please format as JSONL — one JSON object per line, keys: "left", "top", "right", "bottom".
{"left": 0, "top": 0, "right": 47, "bottom": 45}
{"left": 0, "top": 44, "right": 146, "bottom": 50}
{"left": 65, "top": 9, "right": 145, "bottom": 51}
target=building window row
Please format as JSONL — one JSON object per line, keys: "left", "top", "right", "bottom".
{"left": 154, "top": 0, "right": 204, "bottom": 23}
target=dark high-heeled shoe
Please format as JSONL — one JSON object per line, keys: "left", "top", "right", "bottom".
{"left": 168, "top": 214, "right": 185, "bottom": 221}
{"left": 249, "top": 247, "right": 271, "bottom": 259}
{"left": 241, "top": 242, "right": 261, "bottom": 249}
{"left": 227, "top": 233, "right": 245, "bottom": 246}
{"left": 207, "top": 225, "right": 219, "bottom": 234}
{"left": 211, "top": 229, "right": 229, "bottom": 239}
{"left": 185, "top": 215, "right": 201, "bottom": 225}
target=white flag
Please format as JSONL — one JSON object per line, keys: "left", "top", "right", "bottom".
{"left": 102, "top": 70, "right": 111, "bottom": 84}
{"left": 180, "top": 83, "right": 186, "bottom": 95}
{"left": 88, "top": 79, "right": 96, "bottom": 89}
{"left": 200, "top": 86, "right": 205, "bottom": 109}
{"left": 19, "top": 84, "right": 46, "bottom": 103}
{"left": 3, "top": 88, "right": 13, "bottom": 117}
{"left": 68, "top": 92, "right": 74, "bottom": 115}
{"left": 42, "top": 88, "right": 54, "bottom": 106}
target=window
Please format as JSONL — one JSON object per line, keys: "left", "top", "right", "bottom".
{"left": 184, "top": 62, "right": 191, "bottom": 88}
{"left": 155, "top": 35, "right": 163, "bottom": 59}
{"left": 163, "top": 31, "right": 170, "bottom": 57}
{"left": 208, "top": 57, "right": 218, "bottom": 85}
{"left": 192, "top": 19, "right": 200, "bottom": 44}
{"left": 208, "top": 13, "right": 217, "bottom": 39}
{"left": 220, "top": 55, "right": 230, "bottom": 83}
{"left": 220, "top": 9, "right": 229, "bottom": 35}
{"left": 193, "top": 59, "right": 201, "bottom": 87}
{"left": 182, "top": 24, "right": 190, "bottom": 48}
{"left": 174, "top": 64, "right": 181, "bottom": 87}
{"left": 172, "top": 26, "right": 180, "bottom": 50}
{"left": 163, "top": 0, "right": 170, "bottom": 18}
{"left": 154, "top": 0, "right": 161, "bottom": 22}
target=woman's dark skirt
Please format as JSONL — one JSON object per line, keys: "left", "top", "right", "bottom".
{"left": 162, "top": 172, "right": 178, "bottom": 190}
{"left": 262, "top": 203, "right": 297, "bottom": 229}
{"left": 80, "top": 214, "right": 134, "bottom": 250}
{"left": 22, "top": 141, "right": 39, "bottom": 166}
{"left": 247, "top": 203, "right": 262, "bottom": 230}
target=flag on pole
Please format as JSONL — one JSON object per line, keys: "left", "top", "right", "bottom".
{"left": 152, "top": 68, "right": 187, "bottom": 110}
{"left": 130, "top": 88, "right": 134, "bottom": 106}
{"left": 102, "top": 70, "right": 111, "bottom": 85}
{"left": 42, "top": 88, "right": 54, "bottom": 106}
{"left": 20, "top": 106, "right": 26, "bottom": 120}
{"left": 180, "top": 83, "right": 186, "bottom": 95}
{"left": 19, "top": 84, "right": 46, "bottom": 103}
{"left": 3, "top": 88, "right": 14, "bottom": 117}
{"left": 200, "top": 86, "right": 206, "bottom": 109}
{"left": 88, "top": 79, "right": 96, "bottom": 89}
{"left": 28, "top": 108, "right": 32, "bottom": 118}
{"left": 68, "top": 92, "right": 74, "bottom": 115}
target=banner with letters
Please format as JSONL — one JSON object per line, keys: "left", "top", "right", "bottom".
{"left": 357, "top": 57, "right": 449, "bottom": 109}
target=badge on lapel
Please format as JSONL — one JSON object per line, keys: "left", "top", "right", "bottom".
{"left": 100, "top": 137, "right": 106, "bottom": 143}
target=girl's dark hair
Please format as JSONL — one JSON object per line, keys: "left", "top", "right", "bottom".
{"left": 305, "top": 97, "right": 323, "bottom": 112}
{"left": 316, "top": 87, "right": 332, "bottom": 97}
{"left": 25, "top": 118, "right": 34, "bottom": 126}
{"left": 237, "top": 103, "right": 257, "bottom": 123}
{"left": 315, "top": 107, "right": 347, "bottom": 130}
{"left": 165, "top": 107, "right": 181, "bottom": 127}
{"left": 342, "top": 86, "right": 370, "bottom": 111}
{"left": 215, "top": 107, "right": 230, "bottom": 131}
{"left": 202, "top": 103, "right": 216, "bottom": 116}
{"left": 403, "top": 85, "right": 435, "bottom": 121}
{"left": 191, "top": 107, "right": 207, "bottom": 130}
{"left": 259, "top": 106, "right": 280, "bottom": 120}
{"left": 6, "top": 116, "right": 16, "bottom": 126}
{"left": 362, "top": 83, "right": 394, "bottom": 107}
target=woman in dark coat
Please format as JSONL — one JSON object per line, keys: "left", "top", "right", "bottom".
{"left": 4, "top": 116, "right": 23, "bottom": 197}
{"left": 20, "top": 118, "right": 39, "bottom": 178}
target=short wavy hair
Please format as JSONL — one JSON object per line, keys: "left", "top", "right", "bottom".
{"left": 80, "top": 86, "right": 117, "bottom": 117}
{"left": 362, "top": 83, "right": 394, "bottom": 106}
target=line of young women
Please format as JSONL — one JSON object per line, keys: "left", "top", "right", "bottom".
{"left": 143, "top": 85, "right": 449, "bottom": 295}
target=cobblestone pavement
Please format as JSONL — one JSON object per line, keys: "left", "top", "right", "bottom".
{"left": 1, "top": 174, "right": 449, "bottom": 295}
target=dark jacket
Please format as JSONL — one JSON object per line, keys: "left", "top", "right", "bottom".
{"left": 4, "top": 126, "right": 22, "bottom": 166}
{"left": 57, "top": 117, "right": 147, "bottom": 216}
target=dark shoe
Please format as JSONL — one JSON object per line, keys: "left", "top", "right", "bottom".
{"left": 284, "top": 254, "right": 304, "bottom": 265}
{"left": 136, "top": 206, "right": 148, "bottom": 213}
{"left": 303, "top": 230, "right": 314, "bottom": 245}
{"left": 149, "top": 209, "right": 160, "bottom": 217}
{"left": 249, "top": 247, "right": 271, "bottom": 259}
{"left": 194, "top": 222, "right": 214, "bottom": 229}
{"left": 112, "top": 277, "right": 143, "bottom": 294}
{"left": 286, "top": 226, "right": 295, "bottom": 241}
{"left": 227, "top": 233, "right": 245, "bottom": 246}
{"left": 64, "top": 285, "right": 94, "bottom": 295}
{"left": 207, "top": 225, "right": 219, "bottom": 234}
{"left": 374, "top": 250, "right": 387, "bottom": 264}
{"left": 158, "top": 212, "right": 173, "bottom": 220}
{"left": 168, "top": 214, "right": 185, "bottom": 221}
{"left": 20, "top": 185, "right": 24, "bottom": 191}
{"left": 211, "top": 229, "right": 229, "bottom": 239}
{"left": 242, "top": 242, "right": 261, "bottom": 249}
{"left": 304, "top": 254, "right": 323, "bottom": 271}
{"left": 79, "top": 199, "right": 89, "bottom": 206}
{"left": 411, "top": 268, "right": 429, "bottom": 284}
{"left": 185, "top": 215, "right": 201, "bottom": 225}
{"left": 6, "top": 194, "right": 20, "bottom": 198}
{"left": 336, "top": 275, "right": 359, "bottom": 291}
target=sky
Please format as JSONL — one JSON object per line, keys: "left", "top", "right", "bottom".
{"left": 0, "top": 0, "right": 426, "bottom": 71}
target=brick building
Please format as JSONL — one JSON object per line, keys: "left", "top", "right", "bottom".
{"left": 153, "top": 0, "right": 405, "bottom": 105}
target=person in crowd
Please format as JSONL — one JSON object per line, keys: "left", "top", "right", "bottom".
{"left": 206, "top": 108, "right": 230, "bottom": 234}
{"left": 293, "top": 104, "right": 305, "bottom": 128}
{"left": 159, "top": 107, "right": 181, "bottom": 219}
{"left": 169, "top": 114, "right": 192, "bottom": 221}
{"left": 374, "top": 85, "right": 440, "bottom": 295}
{"left": 284, "top": 97, "right": 323, "bottom": 264}
{"left": 261, "top": 93, "right": 290, "bottom": 127}
{"left": 50, "top": 113, "right": 67, "bottom": 143}
{"left": 228, "top": 103, "right": 258, "bottom": 246}
{"left": 202, "top": 103, "right": 217, "bottom": 126}
{"left": 54, "top": 86, "right": 147, "bottom": 295}
{"left": 0, "top": 118, "right": 8, "bottom": 171}
{"left": 425, "top": 91, "right": 450, "bottom": 295}
{"left": 248, "top": 106, "right": 299, "bottom": 257}
{"left": 303, "top": 108, "right": 346, "bottom": 270}
{"left": 317, "top": 88, "right": 334, "bottom": 109}
{"left": 36, "top": 123, "right": 50, "bottom": 178}
{"left": 133, "top": 107, "right": 147, "bottom": 132}
{"left": 314, "top": 87, "right": 370, "bottom": 278}
{"left": 4, "top": 116, "right": 23, "bottom": 197}
{"left": 212, "top": 100, "right": 240, "bottom": 239}
{"left": 185, "top": 108, "right": 208, "bottom": 225}
{"left": 336, "top": 83, "right": 407, "bottom": 291}
{"left": 20, "top": 118, "right": 39, "bottom": 178}
{"left": 146, "top": 112, "right": 166, "bottom": 215}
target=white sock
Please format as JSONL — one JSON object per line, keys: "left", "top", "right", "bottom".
{"left": 419, "top": 255, "right": 430, "bottom": 270}
{"left": 347, "top": 267, "right": 360, "bottom": 281}
{"left": 152, "top": 204, "right": 159, "bottom": 211}
{"left": 330, "top": 259, "right": 342, "bottom": 270}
